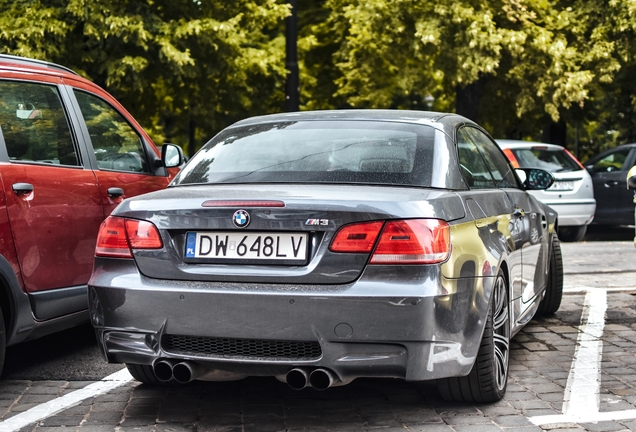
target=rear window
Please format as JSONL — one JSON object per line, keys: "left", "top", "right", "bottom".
{"left": 174, "top": 121, "right": 437, "bottom": 187}
{"left": 510, "top": 148, "right": 581, "bottom": 172}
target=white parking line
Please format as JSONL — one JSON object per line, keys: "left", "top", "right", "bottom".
{"left": 530, "top": 287, "right": 636, "bottom": 426}
{"left": 0, "top": 368, "right": 132, "bottom": 432}
{"left": 562, "top": 287, "right": 606, "bottom": 418}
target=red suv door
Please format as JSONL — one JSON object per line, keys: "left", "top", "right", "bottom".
{"left": 0, "top": 79, "right": 104, "bottom": 305}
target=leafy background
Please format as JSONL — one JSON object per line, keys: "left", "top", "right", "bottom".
{"left": 2, "top": 0, "right": 635, "bottom": 161}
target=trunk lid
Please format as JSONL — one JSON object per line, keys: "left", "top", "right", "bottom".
{"left": 116, "top": 184, "right": 465, "bottom": 284}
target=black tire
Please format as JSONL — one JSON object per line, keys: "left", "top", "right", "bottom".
{"left": 437, "top": 272, "right": 510, "bottom": 403}
{"left": 537, "top": 232, "right": 564, "bottom": 315}
{"left": 0, "top": 307, "right": 5, "bottom": 378}
{"left": 558, "top": 225, "right": 587, "bottom": 242}
{"left": 126, "top": 363, "right": 168, "bottom": 385}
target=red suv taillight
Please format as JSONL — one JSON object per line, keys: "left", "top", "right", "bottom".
{"left": 330, "top": 219, "right": 450, "bottom": 264}
{"left": 95, "top": 216, "right": 163, "bottom": 258}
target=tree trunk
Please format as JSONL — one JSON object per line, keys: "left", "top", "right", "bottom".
{"left": 187, "top": 114, "right": 196, "bottom": 158}
{"left": 284, "top": 0, "right": 300, "bottom": 112}
{"left": 455, "top": 76, "right": 490, "bottom": 123}
{"left": 541, "top": 119, "right": 567, "bottom": 146}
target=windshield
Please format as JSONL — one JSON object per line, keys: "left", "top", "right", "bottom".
{"left": 510, "top": 148, "right": 581, "bottom": 173}
{"left": 174, "top": 121, "right": 439, "bottom": 187}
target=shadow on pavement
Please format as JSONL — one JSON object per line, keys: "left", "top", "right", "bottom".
{"left": 2, "top": 323, "right": 121, "bottom": 381}
{"left": 583, "top": 225, "right": 635, "bottom": 242}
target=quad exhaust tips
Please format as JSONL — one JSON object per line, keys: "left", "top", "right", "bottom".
{"left": 284, "top": 368, "right": 338, "bottom": 391}
{"left": 153, "top": 359, "right": 204, "bottom": 384}
{"left": 154, "top": 361, "right": 342, "bottom": 389}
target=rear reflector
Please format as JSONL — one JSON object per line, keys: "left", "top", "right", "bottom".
{"left": 96, "top": 217, "right": 162, "bottom": 258}
{"left": 202, "top": 200, "right": 285, "bottom": 207}
{"left": 370, "top": 219, "right": 450, "bottom": 264}
{"left": 329, "top": 221, "right": 384, "bottom": 253}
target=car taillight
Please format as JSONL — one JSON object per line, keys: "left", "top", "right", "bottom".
{"left": 564, "top": 148, "right": 585, "bottom": 170}
{"left": 124, "top": 219, "right": 163, "bottom": 249}
{"left": 330, "top": 219, "right": 451, "bottom": 265}
{"left": 330, "top": 221, "right": 384, "bottom": 253}
{"left": 369, "top": 219, "right": 450, "bottom": 264}
{"left": 502, "top": 148, "right": 520, "bottom": 169}
{"left": 95, "top": 216, "right": 162, "bottom": 258}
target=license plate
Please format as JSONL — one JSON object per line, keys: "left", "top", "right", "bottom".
{"left": 548, "top": 180, "right": 574, "bottom": 191}
{"left": 185, "top": 232, "right": 308, "bottom": 262}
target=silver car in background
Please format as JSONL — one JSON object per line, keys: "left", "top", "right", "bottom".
{"left": 497, "top": 140, "right": 595, "bottom": 242}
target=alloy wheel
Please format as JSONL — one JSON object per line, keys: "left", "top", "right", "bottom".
{"left": 492, "top": 274, "right": 510, "bottom": 391}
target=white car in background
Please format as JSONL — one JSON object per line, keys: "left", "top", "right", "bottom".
{"left": 497, "top": 140, "right": 596, "bottom": 242}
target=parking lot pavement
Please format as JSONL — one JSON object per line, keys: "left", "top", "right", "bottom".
{"left": 560, "top": 241, "right": 636, "bottom": 291}
{"left": 0, "top": 289, "right": 634, "bottom": 432}
{"left": 0, "top": 242, "right": 635, "bottom": 432}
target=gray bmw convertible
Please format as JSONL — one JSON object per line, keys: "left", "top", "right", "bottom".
{"left": 89, "top": 110, "right": 562, "bottom": 403}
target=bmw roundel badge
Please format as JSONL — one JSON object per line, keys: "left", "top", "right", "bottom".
{"left": 233, "top": 209, "right": 250, "bottom": 228}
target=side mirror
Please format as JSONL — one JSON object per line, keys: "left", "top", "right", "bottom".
{"left": 515, "top": 168, "right": 554, "bottom": 191}
{"left": 585, "top": 164, "right": 595, "bottom": 175}
{"left": 628, "top": 175, "right": 636, "bottom": 190}
{"left": 162, "top": 143, "right": 185, "bottom": 168}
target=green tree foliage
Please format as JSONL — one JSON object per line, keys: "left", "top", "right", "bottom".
{"left": 2, "top": 0, "right": 636, "bottom": 156}
{"left": 299, "top": 0, "right": 624, "bottom": 149}
{"left": 567, "top": 0, "right": 636, "bottom": 159}
{"left": 0, "top": 0, "right": 289, "bottom": 156}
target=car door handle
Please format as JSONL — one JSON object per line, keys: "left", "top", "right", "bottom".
{"left": 604, "top": 181, "right": 619, "bottom": 188}
{"left": 512, "top": 207, "right": 525, "bottom": 219}
{"left": 12, "top": 182, "right": 34, "bottom": 194}
{"left": 107, "top": 187, "right": 125, "bottom": 198}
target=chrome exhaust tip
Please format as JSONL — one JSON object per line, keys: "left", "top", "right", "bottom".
{"left": 172, "top": 361, "right": 204, "bottom": 384}
{"left": 286, "top": 368, "right": 309, "bottom": 390}
{"left": 153, "top": 359, "right": 176, "bottom": 382}
{"left": 309, "top": 368, "right": 336, "bottom": 391}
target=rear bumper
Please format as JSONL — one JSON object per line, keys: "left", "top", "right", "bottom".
{"left": 89, "top": 258, "right": 494, "bottom": 382}
{"left": 542, "top": 200, "right": 595, "bottom": 226}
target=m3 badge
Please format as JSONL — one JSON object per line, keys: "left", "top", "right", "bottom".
{"left": 305, "top": 219, "right": 329, "bottom": 226}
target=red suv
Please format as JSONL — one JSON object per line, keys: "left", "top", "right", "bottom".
{"left": 0, "top": 54, "right": 183, "bottom": 376}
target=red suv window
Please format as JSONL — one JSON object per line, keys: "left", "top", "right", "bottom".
{"left": 74, "top": 90, "right": 149, "bottom": 173}
{"left": 0, "top": 81, "right": 79, "bottom": 166}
